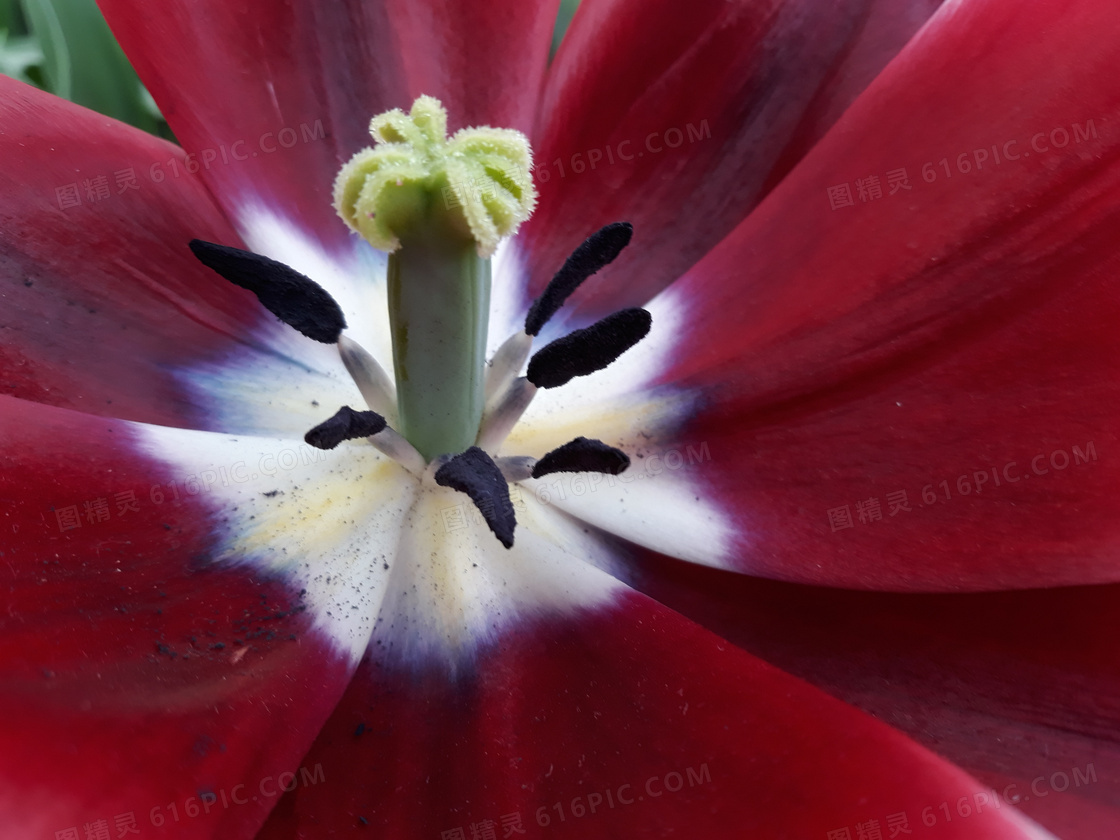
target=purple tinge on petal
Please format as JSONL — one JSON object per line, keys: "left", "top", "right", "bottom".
{"left": 0, "top": 75, "right": 287, "bottom": 429}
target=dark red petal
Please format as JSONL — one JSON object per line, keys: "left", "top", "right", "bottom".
{"left": 0, "top": 77, "right": 289, "bottom": 429}
{"left": 637, "top": 554, "right": 1120, "bottom": 840}
{"left": 97, "top": 0, "right": 560, "bottom": 251}
{"left": 521, "top": 0, "right": 945, "bottom": 324}
{"left": 257, "top": 591, "right": 1048, "bottom": 839}
{"left": 664, "top": 0, "right": 1120, "bottom": 589}
{"left": 0, "top": 396, "right": 353, "bottom": 836}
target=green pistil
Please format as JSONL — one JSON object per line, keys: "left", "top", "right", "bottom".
{"left": 333, "top": 95, "right": 537, "bottom": 460}
{"left": 388, "top": 222, "right": 490, "bottom": 460}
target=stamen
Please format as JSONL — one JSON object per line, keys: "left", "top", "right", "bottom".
{"left": 524, "top": 222, "right": 633, "bottom": 336}
{"left": 475, "top": 377, "right": 537, "bottom": 453}
{"left": 494, "top": 456, "right": 536, "bottom": 483}
{"left": 305, "top": 406, "right": 387, "bottom": 450}
{"left": 526, "top": 308, "right": 652, "bottom": 389}
{"left": 434, "top": 447, "right": 516, "bottom": 548}
{"left": 189, "top": 240, "right": 347, "bottom": 343}
{"left": 483, "top": 330, "right": 533, "bottom": 405}
{"left": 338, "top": 335, "right": 398, "bottom": 421}
{"left": 366, "top": 425, "right": 427, "bottom": 477}
{"left": 531, "top": 437, "right": 631, "bottom": 478}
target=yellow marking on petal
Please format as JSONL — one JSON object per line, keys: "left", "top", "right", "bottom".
{"left": 374, "top": 482, "right": 621, "bottom": 668}
{"left": 227, "top": 455, "right": 414, "bottom": 568}
{"left": 501, "top": 392, "right": 693, "bottom": 460}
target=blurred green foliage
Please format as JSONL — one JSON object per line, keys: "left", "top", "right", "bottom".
{"left": 2, "top": 0, "right": 582, "bottom": 139}
{"left": 0, "top": 0, "right": 41, "bottom": 84}
{"left": 0, "top": 0, "right": 18, "bottom": 30}
{"left": 552, "top": 0, "right": 582, "bottom": 58}
{"left": 19, "top": 0, "right": 161, "bottom": 131}
{"left": 1, "top": 0, "right": 170, "bottom": 136}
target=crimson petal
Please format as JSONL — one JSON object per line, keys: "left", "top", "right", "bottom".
{"left": 0, "top": 396, "right": 354, "bottom": 836}
{"left": 256, "top": 591, "right": 1050, "bottom": 839}
{"left": 0, "top": 77, "right": 302, "bottom": 429}
{"left": 98, "top": 0, "right": 561, "bottom": 253}
{"left": 663, "top": 0, "right": 1120, "bottom": 589}
{"left": 636, "top": 554, "right": 1120, "bottom": 840}
{"left": 521, "top": 0, "right": 946, "bottom": 325}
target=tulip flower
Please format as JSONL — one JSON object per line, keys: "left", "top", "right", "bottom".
{"left": 2, "top": 0, "right": 1116, "bottom": 838}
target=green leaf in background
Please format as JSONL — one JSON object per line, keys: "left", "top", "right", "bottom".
{"left": 0, "top": 0, "right": 22, "bottom": 32}
{"left": 1, "top": 0, "right": 40, "bottom": 85}
{"left": 551, "top": 0, "right": 581, "bottom": 58}
{"left": 18, "top": 0, "right": 159, "bottom": 132}
{"left": 0, "top": 29, "right": 41, "bottom": 83}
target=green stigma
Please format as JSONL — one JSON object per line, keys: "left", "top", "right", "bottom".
{"left": 333, "top": 94, "right": 537, "bottom": 258}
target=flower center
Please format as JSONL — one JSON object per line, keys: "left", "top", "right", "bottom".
{"left": 189, "top": 96, "right": 651, "bottom": 548}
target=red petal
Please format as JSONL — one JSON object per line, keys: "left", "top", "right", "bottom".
{"left": 520, "top": 0, "right": 945, "bottom": 324}
{"left": 663, "top": 0, "right": 1120, "bottom": 589}
{"left": 256, "top": 591, "right": 1049, "bottom": 839}
{"left": 0, "top": 396, "right": 353, "bottom": 836}
{"left": 0, "top": 77, "right": 285, "bottom": 429}
{"left": 98, "top": 0, "right": 560, "bottom": 251}
{"left": 637, "top": 555, "right": 1120, "bottom": 840}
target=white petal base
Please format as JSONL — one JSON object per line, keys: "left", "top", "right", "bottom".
{"left": 506, "top": 286, "right": 738, "bottom": 569}
{"left": 136, "top": 424, "right": 623, "bottom": 671}
{"left": 373, "top": 484, "right": 623, "bottom": 675}
{"left": 136, "top": 423, "right": 417, "bottom": 663}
